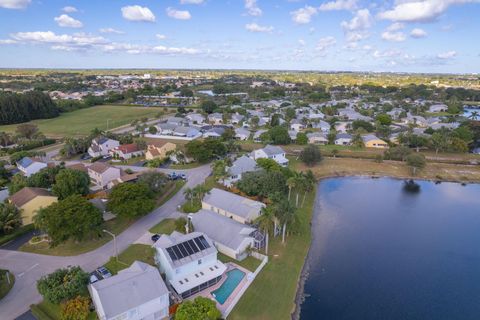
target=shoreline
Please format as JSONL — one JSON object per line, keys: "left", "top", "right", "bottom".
{"left": 290, "top": 174, "right": 480, "bottom": 319}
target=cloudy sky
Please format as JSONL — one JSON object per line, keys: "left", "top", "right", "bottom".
{"left": 0, "top": 0, "right": 479, "bottom": 73}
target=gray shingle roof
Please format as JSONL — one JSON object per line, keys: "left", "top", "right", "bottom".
{"left": 262, "top": 144, "right": 285, "bottom": 156}
{"left": 202, "top": 188, "right": 265, "bottom": 221}
{"left": 228, "top": 155, "right": 257, "bottom": 176}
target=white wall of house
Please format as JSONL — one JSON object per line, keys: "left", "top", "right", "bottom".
{"left": 19, "top": 162, "right": 47, "bottom": 177}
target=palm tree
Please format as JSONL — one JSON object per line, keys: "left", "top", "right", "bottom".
{"left": 183, "top": 187, "right": 194, "bottom": 205}
{"left": 276, "top": 199, "right": 296, "bottom": 244}
{"left": 0, "top": 204, "right": 21, "bottom": 234}
{"left": 469, "top": 111, "right": 479, "bottom": 120}
{"left": 301, "top": 170, "right": 316, "bottom": 207}
{"left": 256, "top": 206, "right": 274, "bottom": 255}
{"left": 193, "top": 184, "right": 209, "bottom": 200}
{"left": 286, "top": 176, "right": 296, "bottom": 200}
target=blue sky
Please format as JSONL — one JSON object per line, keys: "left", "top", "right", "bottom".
{"left": 0, "top": 0, "right": 479, "bottom": 73}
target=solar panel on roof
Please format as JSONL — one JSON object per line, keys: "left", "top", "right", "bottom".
{"left": 182, "top": 242, "right": 194, "bottom": 255}
{"left": 187, "top": 239, "right": 200, "bottom": 253}
{"left": 166, "top": 247, "right": 178, "bottom": 261}
{"left": 198, "top": 235, "right": 210, "bottom": 249}
{"left": 193, "top": 237, "right": 206, "bottom": 250}
{"left": 177, "top": 243, "right": 188, "bottom": 257}
{"left": 172, "top": 246, "right": 184, "bottom": 259}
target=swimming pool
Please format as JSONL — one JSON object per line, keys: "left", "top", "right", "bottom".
{"left": 211, "top": 269, "right": 246, "bottom": 305}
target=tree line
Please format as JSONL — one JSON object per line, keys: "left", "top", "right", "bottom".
{"left": 0, "top": 91, "right": 58, "bottom": 125}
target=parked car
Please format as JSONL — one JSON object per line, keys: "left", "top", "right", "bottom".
{"left": 96, "top": 266, "right": 112, "bottom": 279}
{"left": 151, "top": 234, "right": 160, "bottom": 242}
{"left": 168, "top": 172, "right": 187, "bottom": 181}
{"left": 81, "top": 153, "right": 92, "bottom": 160}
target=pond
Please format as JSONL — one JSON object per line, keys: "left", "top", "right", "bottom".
{"left": 300, "top": 177, "right": 480, "bottom": 320}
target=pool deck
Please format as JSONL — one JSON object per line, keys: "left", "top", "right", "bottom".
{"left": 189, "top": 262, "right": 252, "bottom": 316}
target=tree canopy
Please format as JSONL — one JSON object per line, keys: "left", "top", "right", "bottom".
{"left": 107, "top": 183, "right": 156, "bottom": 218}
{"left": 37, "top": 266, "right": 89, "bottom": 304}
{"left": 300, "top": 144, "right": 323, "bottom": 166}
{"left": 0, "top": 91, "right": 58, "bottom": 125}
{"left": 52, "top": 169, "right": 90, "bottom": 200}
{"left": 175, "top": 297, "right": 221, "bottom": 320}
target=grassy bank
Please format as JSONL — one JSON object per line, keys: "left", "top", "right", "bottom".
{"left": 0, "top": 105, "right": 160, "bottom": 137}
{"left": 228, "top": 189, "right": 316, "bottom": 320}
{"left": 0, "top": 269, "right": 15, "bottom": 300}
{"left": 104, "top": 244, "right": 155, "bottom": 275}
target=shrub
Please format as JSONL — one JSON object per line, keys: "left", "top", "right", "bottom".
{"left": 37, "top": 267, "right": 89, "bottom": 304}
{"left": 61, "top": 296, "right": 90, "bottom": 320}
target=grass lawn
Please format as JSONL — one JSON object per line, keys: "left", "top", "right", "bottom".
{"left": 19, "top": 216, "right": 134, "bottom": 256}
{"left": 218, "top": 253, "right": 262, "bottom": 273}
{"left": 149, "top": 218, "right": 177, "bottom": 234}
{"left": 0, "top": 105, "right": 161, "bottom": 138}
{"left": 31, "top": 299, "right": 97, "bottom": 320}
{"left": 104, "top": 244, "right": 156, "bottom": 275}
{"left": 0, "top": 269, "right": 15, "bottom": 300}
{"left": 228, "top": 189, "right": 316, "bottom": 320}
{"left": 169, "top": 162, "right": 203, "bottom": 169}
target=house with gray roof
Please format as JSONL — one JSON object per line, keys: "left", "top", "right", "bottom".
{"left": 185, "top": 113, "right": 205, "bottom": 124}
{"left": 307, "top": 132, "right": 328, "bottom": 145}
{"left": 234, "top": 127, "right": 250, "bottom": 141}
{"left": 335, "top": 133, "right": 352, "bottom": 146}
{"left": 190, "top": 210, "right": 264, "bottom": 261}
{"left": 173, "top": 126, "right": 201, "bottom": 138}
{"left": 17, "top": 157, "right": 47, "bottom": 177}
{"left": 89, "top": 261, "right": 169, "bottom": 320}
{"left": 251, "top": 145, "right": 289, "bottom": 166}
{"left": 253, "top": 129, "right": 267, "bottom": 142}
{"left": 224, "top": 155, "right": 258, "bottom": 187}
{"left": 202, "top": 188, "right": 265, "bottom": 224}
{"left": 88, "top": 137, "right": 120, "bottom": 158}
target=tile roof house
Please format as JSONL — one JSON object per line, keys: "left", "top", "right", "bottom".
{"left": 202, "top": 188, "right": 265, "bottom": 224}
{"left": 250, "top": 145, "right": 289, "bottom": 167}
{"left": 230, "top": 113, "right": 244, "bottom": 124}
{"left": 154, "top": 231, "right": 226, "bottom": 299}
{"left": 16, "top": 157, "right": 47, "bottom": 177}
{"left": 190, "top": 210, "right": 264, "bottom": 261}
{"left": 110, "top": 143, "right": 144, "bottom": 160}
{"left": 9, "top": 187, "right": 57, "bottom": 225}
{"left": 89, "top": 261, "right": 169, "bottom": 320}
{"left": 88, "top": 137, "right": 120, "bottom": 158}
{"left": 145, "top": 141, "right": 176, "bottom": 160}
{"left": 88, "top": 163, "right": 121, "bottom": 188}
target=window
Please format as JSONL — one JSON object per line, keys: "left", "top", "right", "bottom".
{"left": 198, "top": 259, "right": 202, "bottom": 265}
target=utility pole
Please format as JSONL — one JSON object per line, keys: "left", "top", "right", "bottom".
{"left": 103, "top": 229, "right": 117, "bottom": 262}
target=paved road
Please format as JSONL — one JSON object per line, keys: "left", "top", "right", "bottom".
{"left": 0, "top": 164, "right": 211, "bottom": 320}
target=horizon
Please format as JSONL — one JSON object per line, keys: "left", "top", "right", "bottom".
{"left": 0, "top": 0, "right": 480, "bottom": 73}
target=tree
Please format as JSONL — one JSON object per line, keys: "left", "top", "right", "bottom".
{"left": 271, "top": 197, "right": 296, "bottom": 243}
{"left": 296, "top": 132, "right": 308, "bottom": 145}
{"left": 300, "top": 144, "right": 322, "bottom": 166}
{"left": 200, "top": 100, "right": 217, "bottom": 114}
{"left": 237, "top": 170, "right": 288, "bottom": 199}
{"left": 28, "top": 166, "right": 62, "bottom": 189}
{"left": 406, "top": 153, "right": 426, "bottom": 175}
{"left": 212, "top": 160, "right": 228, "bottom": 182}
{"left": 331, "top": 149, "right": 339, "bottom": 158}
{"left": 352, "top": 120, "right": 374, "bottom": 132}
{"left": 256, "top": 206, "right": 274, "bottom": 254}
{"left": 8, "top": 173, "right": 28, "bottom": 194}
{"left": 268, "top": 126, "right": 291, "bottom": 145}
{"left": 0, "top": 203, "right": 21, "bottom": 235}
{"left": 383, "top": 146, "right": 412, "bottom": 161}
{"left": 148, "top": 126, "right": 158, "bottom": 135}
{"left": 34, "top": 195, "right": 103, "bottom": 246}
{"left": 430, "top": 130, "right": 449, "bottom": 154}
{"left": 137, "top": 171, "right": 167, "bottom": 193}
{"left": 351, "top": 133, "right": 365, "bottom": 148}
{"left": 61, "top": 296, "right": 90, "bottom": 320}
{"left": 256, "top": 158, "right": 282, "bottom": 172}
{"left": 185, "top": 139, "right": 226, "bottom": 163}
{"left": 37, "top": 267, "right": 89, "bottom": 304}
{"left": 376, "top": 114, "right": 392, "bottom": 126}
{"left": 52, "top": 169, "right": 90, "bottom": 200}
{"left": 175, "top": 297, "right": 221, "bottom": 320}
{"left": 107, "top": 183, "right": 155, "bottom": 218}
{"left": 16, "top": 123, "right": 39, "bottom": 139}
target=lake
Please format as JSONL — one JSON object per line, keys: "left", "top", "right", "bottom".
{"left": 300, "top": 177, "right": 480, "bottom": 320}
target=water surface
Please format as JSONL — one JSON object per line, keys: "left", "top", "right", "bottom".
{"left": 300, "top": 178, "right": 480, "bottom": 320}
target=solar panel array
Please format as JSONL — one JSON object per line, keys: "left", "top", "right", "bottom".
{"left": 166, "top": 235, "right": 211, "bottom": 262}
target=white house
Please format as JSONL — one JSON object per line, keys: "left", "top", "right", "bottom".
{"left": 202, "top": 188, "right": 265, "bottom": 224}
{"left": 429, "top": 104, "right": 448, "bottom": 113}
{"left": 290, "top": 119, "right": 304, "bottom": 132}
{"left": 251, "top": 145, "right": 289, "bottom": 167}
{"left": 335, "top": 133, "right": 352, "bottom": 146}
{"left": 234, "top": 127, "right": 250, "bottom": 141}
{"left": 208, "top": 113, "right": 223, "bottom": 125}
{"left": 16, "top": 157, "right": 47, "bottom": 177}
{"left": 88, "top": 163, "right": 121, "bottom": 188}
{"left": 231, "top": 113, "right": 244, "bottom": 124}
{"left": 89, "top": 261, "right": 169, "bottom": 320}
{"left": 307, "top": 132, "right": 328, "bottom": 145}
{"left": 110, "top": 144, "right": 144, "bottom": 160}
{"left": 154, "top": 232, "right": 226, "bottom": 299}
{"left": 190, "top": 210, "right": 264, "bottom": 261}
{"left": 88, "top": 137, "right": 120, "bottom": 158}
{"left": 185, "top": 113, "right": 205, "bottom": 124}
{"left": 224, "top": 155, "right": 258, "bottom": 187}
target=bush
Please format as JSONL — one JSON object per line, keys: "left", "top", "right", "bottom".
{"left": 61, "top": 296, "right": 90, "bottom": 320}
{"left": 300, "top": 144, "right": 322, "bottom": 166}
{"left": 37, "top": 267, "right": 89, "bottom": 304}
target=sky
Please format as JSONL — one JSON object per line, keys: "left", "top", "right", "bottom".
{"left": 0, "top": 0, "right": 479, "bottom": 73}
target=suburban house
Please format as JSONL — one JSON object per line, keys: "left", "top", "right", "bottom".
{"left": 9, "top": 187, "right": 57, "bottom": 225}
{"left": 16, "top": 157, "right": 47, "bottom": 177}
{"left": 88, "top": 137, "right": 120, "bottom": 158}
{"left": 429, "top": 104, "right": 448, "bottom": 113}
{"left": 224, "top": 155, "right": 258, "bottom": 187}
{"left": 190, "top": 210, "right": 265, "bottom": 261}
{"left": 230, "top": 113, "right": 244, "bottom": 124}
{"left": 145, "top": 141, "right": 177, "bottom": 160}
{"left": 207, "top": 113, "right": 223, "bottom": 125}
{"left": 155, "top": 123, "right": 177, "bottom": 135}
{"left": 288, "top": 130, "right": 298, "bottom": 142}
{"left": 88, "top": 163, "right": 122, "bottom": 188}
{"left": 172, "top": 126, "right": 201, "bottom": 138}
{"left": 165, "top": 116, "right": 186, "bottom": 126}
{"left": 185, "top": 113, "right": 205, "bottom": 124}
{"left": 307, "top": 132, "right": 328, "bottom": 145}
{"left": 203, "top": 127, "right": 224, "bottom": 139}
{"left": 335, "top": 133, "right": 353, "bottom": 146}
{"left": 234, "top": 127, "right": 250, "bottom": 141}
{"left": 362, "top": 134, "right": 389, "bottom": 148}
{"left": 313, "top": 120, "right": 331, "bottom": 133}
{"left": 154, "top": 231, "right": 227, "bottom": 299}
{"left": 290, "top": 119, "right": 305, "bottom": 132}
{"left": 251, "top": 145, "right": 289, "bottom": 167}
{"left": 202, "top": 188, "right": 265, "bottom": 224}
{"left": 89, "top": 261, "right": 169, "bottom": 320}
{"left": 253, "top": 130, "right": 267, "bottom": 143}
{"left": 110, "top": 143, "right": 144, "bottom": 160}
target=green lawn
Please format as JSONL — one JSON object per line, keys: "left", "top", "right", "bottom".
{"left": 104, "top": 244, "right": 156, "bottom": 275}
{"left": 170, "top": 162, "right": 203, "bottom": 169}
{"left": 19, "top": 216, "right": 134, "bottom": 256}
{"left": 149, "top": 218, "right": 177, "bottom": 234}
{"left": 218, "top": 253, "right": 262, "bottom": 273}
{"left": 228, "top": 189, "right": 316, "bottom": 320}
{"left": 0, "top": 105, "right": 161, "bottom": 138}
{"left": 0, "top": 269, "right": 15, "bottom": 300}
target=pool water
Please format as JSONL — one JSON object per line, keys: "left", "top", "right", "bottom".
{"left": 212, "top": 269, "right": 246, "bottom": 305}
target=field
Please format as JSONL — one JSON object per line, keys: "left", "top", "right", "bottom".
{"left": 0, "top": 105, "right": 161, "bottom": 137}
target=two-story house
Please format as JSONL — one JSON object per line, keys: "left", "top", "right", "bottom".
{"left": 88, "top": 137, "right": 120, "bottom": 158}
{"left": 88, "top": 163, "right": 121, "bottom": 188}
{"left": 250, "top": 145, "right": 289, "bottom": 166}
{"left": 16, "top": 157, "right": 47, "bottom": 177}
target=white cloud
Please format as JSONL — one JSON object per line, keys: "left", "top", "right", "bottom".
{"left": 0, "top": 39, "right": 17, "bottom": 44}
{"left": 245, "top": 0, "right": 262, "bottom": 16}
{"left": 319, "top": 0, "right": 357, "bottom": 11}
{"left": 386, "top": 22, "right": 405, "bottom": 32}
{"left": 62, "top": 6, "right": 77, "bottom": 13}
{"left": 316, "top": 36, "right": 336, "bottom": 51}
{"left": 373, "top": 49, "right": 401, "bottom": 58}
{"left": 99, "top": 28, "right": 124, "bottom": 34}
{"left": 410, "top": 28, "right": 427, "bottom": 38}
{"left": 378, "top": 0, "right": 478, "bottom": 23}
{"left": 166, "top": 7, "right": 191, "bottom": 20}
{"left": 245, "top": 23, "right": 274, "bottom": 33}
{"left": 180, "top": 0, "right": 204, "bottom": 4}
{"left": 437, "top": 50, "right": 457, "bottom": 59}
{"left": 381, "top": 30, "right": 406, "bottom": 42}
{"left": 156, "top": 34, "right": 167, "bottom": 40}
{"left": 11, "top": 31, "right": 106, "bottom": 49}
{"left": 291, "top": 6, "right": 318, "bottom": 24}
{"left": 0, "top": 0, "right": 30, "bottom": 9}
{"left": 121, "top": 5, "right": 156, "bottom": 22}
{"left": 298, "top": 39, "right": 306, "bottom": 46}
{"left": 341, "top": 9, "right": 372, "bottom": 31}
{"left": 54, "top": 14, "right": 83, "bottom": 28}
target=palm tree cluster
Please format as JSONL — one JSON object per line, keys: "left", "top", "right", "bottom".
{"left": 183, "top": 184, "right": 210, "bottom": 206}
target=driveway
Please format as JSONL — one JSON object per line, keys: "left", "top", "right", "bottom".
{"left": 0, "top": 164, "right": 211, "bottom": 320}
